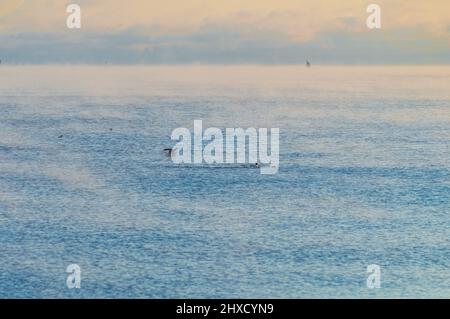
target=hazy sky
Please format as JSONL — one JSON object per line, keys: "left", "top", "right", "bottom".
{"left": 0, "top": 0, "right": 449, "bottom": 64}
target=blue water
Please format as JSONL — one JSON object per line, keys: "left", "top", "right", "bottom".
{"left": 0, "top": 66, "right": 449, "bottom": 298}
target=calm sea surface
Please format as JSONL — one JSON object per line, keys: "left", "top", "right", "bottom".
{"left": 0, "top": 66, "right": 449, "bottom": 298}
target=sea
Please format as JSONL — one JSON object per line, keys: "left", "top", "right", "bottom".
{"left": 0, "top": 65, "right": 449, "bottom": 298}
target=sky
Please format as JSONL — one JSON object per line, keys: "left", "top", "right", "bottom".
{"left": 0, "top": 0, "right": 449, "bottom": 64}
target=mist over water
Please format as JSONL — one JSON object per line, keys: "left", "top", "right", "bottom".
{"left": 0, "top": 66, "right": 449, "bottom": 298}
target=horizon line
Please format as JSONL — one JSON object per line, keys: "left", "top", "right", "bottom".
{"left": 1, "top": 63, "right": 450, "bottom": 66}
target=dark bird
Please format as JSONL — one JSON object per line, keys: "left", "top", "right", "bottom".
{"left": 58, "top": 135, "right": 64, "bottom": 139}
{"left": 306, "top": 60, "right": 311, "bottom": 68}
{"left": 164, "top": 148, "right": 177, "bottom": 156}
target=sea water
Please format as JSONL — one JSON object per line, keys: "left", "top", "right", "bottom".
{"left": 0, "top": 65, "right": 449, "bottom": 298}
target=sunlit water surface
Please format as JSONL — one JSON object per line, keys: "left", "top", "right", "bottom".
{"left": 0, "top": 66, "right": 449, "bottom": 298}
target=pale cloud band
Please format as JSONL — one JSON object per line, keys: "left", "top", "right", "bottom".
{"left": 1, "top": 0, "right": 449, "bottom": 64}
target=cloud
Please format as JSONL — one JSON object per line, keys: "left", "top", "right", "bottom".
{"left": 0, "top": 0, "right": 24, "bottom": 17}
{"left": 0, "top": 0, "right": 449, "bottom": 64}
{"left": 2, "top": 0, "right": 450, "bottom": 36}
{"left": 1, "top": 24, "right": 449, "bottom": 64}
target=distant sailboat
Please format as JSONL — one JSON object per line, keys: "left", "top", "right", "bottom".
{"left": 306, "top": 60, "right": 311, "bottom": 68}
